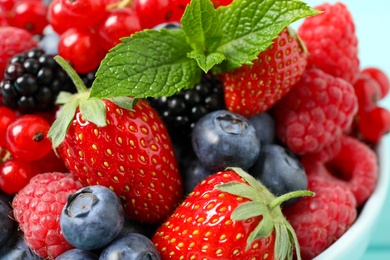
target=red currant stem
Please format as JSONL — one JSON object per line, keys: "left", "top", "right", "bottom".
{"left": 54, "top": 56, "right": 88, "bottom": 94}
{"left": 107, "top": 0, "right": 133, "bottom": 10}
{"left": 0, "top": 149, "right": 11, "bottom": 164}
{"left": 269, "top": 190, "right": 314, "bottom": 210}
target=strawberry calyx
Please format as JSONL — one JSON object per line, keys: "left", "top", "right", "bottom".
{"left": 215, "top": 167, "right": 314, "bottom": 260}
{"left": 47, "top": 56, "right": 137, "bottom": 149}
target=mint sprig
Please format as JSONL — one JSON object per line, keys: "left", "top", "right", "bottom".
{"left": 90, "top": 0, "right": 320, "bottom": 100}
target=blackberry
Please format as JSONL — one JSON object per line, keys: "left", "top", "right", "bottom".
{"left": 0, "top": 48, "right": 95, "bottom": 114}
{"left": 148, "top": 74, "right": 225, "bottom": 141}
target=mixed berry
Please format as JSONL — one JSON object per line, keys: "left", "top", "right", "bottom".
{"left": 0, "top": 0, "right": 389, "bottom": 259}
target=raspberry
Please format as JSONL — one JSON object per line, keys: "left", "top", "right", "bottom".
{"left": 326, "top": 135, "right": 378, "bottom": 206}
{"left": 301, "top": 135, "right": 378, "bottom": 206}
{"left": 12, "top": 172, "right": 83, "bottom": 259}
{"left": 0, "top": 26, "right": 38, "bottom": 81}
{"left": 283, "top": 173, "right": 357, "bottom": 260}
{"left": 298, "top": 2, "right": 359, "bottom": 83}
{"left": 272, "top": 68, "right": 358, "bottom": 155}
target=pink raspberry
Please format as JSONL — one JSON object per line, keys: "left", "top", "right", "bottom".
{"left": 273, "top": 68, "right": 358, "bottom": 155}
{"left": 283, "top": 166, "right": 357, "bottom": 260}
{"left": 325, "top": 135, "right": 378, "bottom": 206}
{"left": 298, "top": 2, "right": 359, "bottom": 83}
{"left": 0, "top": 26, "right": 38, "bottom": 81}
{"left": 12, "top": 172, "right": 83, "bottom": 259}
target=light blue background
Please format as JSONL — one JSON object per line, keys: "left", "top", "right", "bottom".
{"left": 295, "top": 1, "right": 390, "bottom": 259}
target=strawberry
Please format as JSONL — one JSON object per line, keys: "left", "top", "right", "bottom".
{"left": 152, "top": 167, "right": 313, "bottom": 260}
{"left": 48, "top": 57, "right": 183, "bottom": 224}
{"left": 220, "top": 27, "right": 308, "bottom": 117}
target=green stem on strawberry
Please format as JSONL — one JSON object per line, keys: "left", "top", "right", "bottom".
{"left": 215, "top": 167, "right": 314, "bottom": 260}
{"left": 48, "top": 56, "right": 136, "bottom": 149}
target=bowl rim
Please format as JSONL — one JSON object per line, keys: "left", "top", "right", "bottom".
{"left": 314, "top": 135, "right": 390, "bottom": 259}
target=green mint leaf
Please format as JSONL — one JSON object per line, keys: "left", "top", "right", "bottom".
{"left": 187, "top": 50, "right": 225, "bottom": 72}
{"left": 213, "top": 0, "right": 321, "bottom": 73}
{"left": 107, "top": 97, "right": 137, "bottom": 111}
{"left": 90, "top": 29, "right": 202, "bottom": 99}
{"left": 181, "top": 0, "right": 223, "bottom": 53}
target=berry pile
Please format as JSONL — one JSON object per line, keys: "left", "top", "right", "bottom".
{"left": 1, "top": 0, "right": 390, "bottom": 260}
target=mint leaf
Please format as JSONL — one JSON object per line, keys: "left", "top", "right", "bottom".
{"left": 213, "top": 0, "right": 321, "bottom": 73}
{"left": 90, "top": 29, "right": 202, "bottom": 99}
{"left": 181, "top": 0, "right": 223, "bottom": 53}
{"left": 187, "top": 50, "right": 225, "bottom": 72}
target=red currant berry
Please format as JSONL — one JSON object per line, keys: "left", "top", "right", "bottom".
{"left": 353, "top": 74, "right": 382, "bottom": 113}
{"left": 60, "top": 0, "right": 107, "bottom": 30}
{"left": 97, "top": 8, "right": 142, "bottom": 51}
{"left": 58, "top": 28, "right": 106, "bottom": 73}
{"left": 0, "top": 157, "right": 40, "bottom": 194}
{"left": 357, "top": 106, "right": 390, "bottom": 143}
{"left": 0, "top": 0, "right": 14, "bottom": 13}
{"left": 361, "top": 67, "right": 390, "bottom": 99}
{"left": 0, "top": 106, "right": 18, "bottom": 147}
{"left": 9, "top": 0, "right": 48, "bottom": 35}
{"left": 47, "top": 0, "right": 75, "bottom": 34}
{"left": 134, "top": 0, "right": 190, "bottom": 29}
{"left": 5, "top": 115, "right": 52, "bottom": 162}
{"left": 33, "top": 149, "right": 68, "bottom": 173}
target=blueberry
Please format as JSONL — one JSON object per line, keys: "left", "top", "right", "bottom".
{"left": 248, "top": 112, "right": 276, "bottom": 145}
{"left": 55, "top": 248, "right": 98, "bottom": 260}
{"left": 249, "top": 144, "right": 307, "bottom": 204}
{"left": 119, "top": 217, "right": 158, "bottom": 239}
{"left": 191, "top": 110, "right": 260, "bottom": 172}
{"left": 181, "top": 154, "right": 213, "bottom": 194}
{"left": 99, "top": 233, "right": 161, "bottom": 260}
{"left": 0, "top": 230, "right": 42, "bottom": 260}
{"left": 60, "top": 185, "right": 125, "bottom": 250}
{"left": 0, "top": 199, "right": 14, "bottom": 247}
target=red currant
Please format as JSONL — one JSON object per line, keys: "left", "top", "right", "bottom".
{"left": 361, "top": 67, "right": 390, "bottom": 99}
{"left": 0, "top": 106, "right": 18, "bottom": 148}
{"left": 134, "top": 0, "right": 190, "bottom": 29}
{"left": 97, "top": 8, "right": 142, "bottom": 51}
{"left": 357, "top": 106, "right": 390, "bottom": 143}
{"left": 60, "top": 0, "right": 107, "bottom": 29}
{"left": 8, "top": 0, "right": 48, "bottom": 35}
{"left": 33, "top": 149, "right": 68, "bottom": 173}
{"left": 58, "top": 27, "right": 106, "bottom": 73}
{"left": 0, "top": 157, "right": 40, "bottom": 194}
{"left": 47, "top": 0, "right": 75, "bottom": 34}
{"left": 5, "top": 115, "right": 52, "bottom": 162}
{"left": 353, "top": 74, "right": 382, "bottom": 113}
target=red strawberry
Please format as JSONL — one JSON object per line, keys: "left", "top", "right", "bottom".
{"left": 49, "top": 57, "right": 183, "bottom": 224}
{"left": 298, "top": 2, "right": 359, "bottom": 83}
{"left": 12, "top": 172, "right": 83, "bottom": 259}
{"left": 283, "top": 172, "right": 357, "bottom": 260}
{"left": 152, "top": 167, "right": 313, "bottom": 260}
{"left": 272, "top": 68, "right": 358, "bottom": 155}
{"left": 0, "top": 26, "right": 38, "bottom": 81}
{"left": 220, "top": 27, "right": 308, "bottom": 117}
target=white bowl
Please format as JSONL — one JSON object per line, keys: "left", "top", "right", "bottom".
{"left": 314, "top": 135, "right": 390, "bottom": 260}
